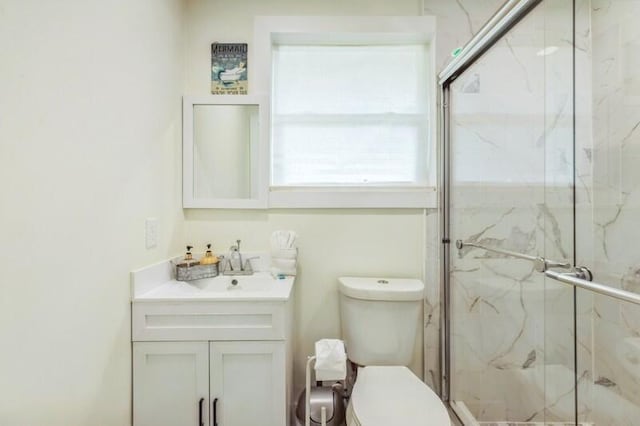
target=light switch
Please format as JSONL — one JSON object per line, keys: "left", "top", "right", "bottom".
{"left": 145, "top": 218, "right": 158, "bottom": 249}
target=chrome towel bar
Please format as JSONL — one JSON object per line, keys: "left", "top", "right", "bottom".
{"left": 454, "top": 240, "right": 640, "bottom": 306}
{"left": 455, "top": 240, "right": 572, "bottom": 273}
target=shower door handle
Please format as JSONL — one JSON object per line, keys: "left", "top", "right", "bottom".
{"left": 544, "top": 268, "right": 640, "bottom": 306}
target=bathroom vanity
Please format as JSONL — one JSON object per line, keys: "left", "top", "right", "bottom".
{"left": 130, "top": 257, "right": 294, "bottom": 426}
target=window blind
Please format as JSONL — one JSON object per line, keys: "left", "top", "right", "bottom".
{"left": 272, "top": 44, "right": 429, "bottom": 186}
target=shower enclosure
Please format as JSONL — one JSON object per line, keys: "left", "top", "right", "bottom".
{"left": 440, "top": 0, "right": 640, "bottom": 424}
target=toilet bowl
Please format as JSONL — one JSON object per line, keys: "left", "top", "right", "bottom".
{"left": 346, "top": 366, "right": 451, "bottom": 426}
{"left": 338, "top": 277, "right": 450, "bottom": 425}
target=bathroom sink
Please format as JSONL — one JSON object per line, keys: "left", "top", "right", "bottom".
{"left": 134, "top": 271, "right": 294, "bottom": 302}
{"left": 131, "top": 256, "right": 294, "bottom": 342}
{"left": 195, "top": 274, "right": 282, "bottom": 292}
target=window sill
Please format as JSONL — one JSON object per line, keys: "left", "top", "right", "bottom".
{"left": 268, "top": 186, "right": 437, "bottom": 209}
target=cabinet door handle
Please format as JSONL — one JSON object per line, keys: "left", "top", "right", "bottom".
{"left": 212, "top": 398, "right": 219, "bottom": 426}
{"left": 198, "top": 397, "right": 204, "bottom": 426}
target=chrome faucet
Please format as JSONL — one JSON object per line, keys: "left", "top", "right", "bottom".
{"left": 223, "top": 239, "right": 254, "bottom": 275}
{"left": 230, "top": 240, "right": 243, "bottom": 271}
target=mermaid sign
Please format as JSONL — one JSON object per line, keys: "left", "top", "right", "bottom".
{"left": 211, "top": 43, "right": 248, "bottom": 95}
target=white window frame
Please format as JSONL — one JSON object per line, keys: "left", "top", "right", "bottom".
{"left": 254, "top": 16, "right": 437, "bottom": 208}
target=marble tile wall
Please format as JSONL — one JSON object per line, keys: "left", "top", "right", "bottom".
{"left": 441, "top": 0, "right": 640, "bottom": 424}
{"left": 422, "top": 0, "right": 507, "bottom": 395}
{"left": 576, "top": 1, "right": 640, "bottom": 424}
{"left": 423, "top": 0, "right": 509, "bottom": 72}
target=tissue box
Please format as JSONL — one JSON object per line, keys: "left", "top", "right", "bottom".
{"left": 314, "top": 339, "right": 347, "bottom": 381}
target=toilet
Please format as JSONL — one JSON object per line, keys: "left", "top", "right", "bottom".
{"left": 339, "top": 277, "right": 451, "bottom": 426}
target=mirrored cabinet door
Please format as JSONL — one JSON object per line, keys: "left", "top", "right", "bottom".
{"left": 183, "top": 96, "right": 268, "bottom": 208}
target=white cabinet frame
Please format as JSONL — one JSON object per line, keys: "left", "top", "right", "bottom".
{"left": 183, "top": 95, "right": 269, "bottom": 209}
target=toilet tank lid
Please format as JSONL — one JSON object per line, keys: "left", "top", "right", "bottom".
{"left": 338, "top": 277, "right": 424, "bottom": 301}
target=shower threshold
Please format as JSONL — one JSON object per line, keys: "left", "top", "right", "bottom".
{"left": 479, "top": 423, "right": 592, "bottom": 426}
{"left": 450, "top": 400, "right": 593, "bottom": 426}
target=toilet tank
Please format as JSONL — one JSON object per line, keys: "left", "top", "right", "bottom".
{"left": 338, "top": 277, "right": 424, "bottom": 366}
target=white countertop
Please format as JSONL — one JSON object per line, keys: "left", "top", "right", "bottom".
{"left": 131, "top": 255, "right": 294, "bottom": 303}
{"left": 134, "top": 272, "right": 294, "bottom": 302}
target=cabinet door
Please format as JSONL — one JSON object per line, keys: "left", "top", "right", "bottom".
{"left": 210, "top": 341, "right": 286, "bottom": 426}
{"left": 133, "top": 342, "right": 209, "bottom": 426}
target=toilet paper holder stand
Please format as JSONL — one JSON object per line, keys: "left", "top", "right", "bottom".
{"left": 305, "top": 356, "right": 327, "bottom": 426}
{"left": 301, "top": 339, "right": 348, "bottom": 426}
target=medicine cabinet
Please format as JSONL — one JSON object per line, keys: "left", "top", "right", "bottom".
{"left": 183, "top": 95, "right": 268, "bottom": 208}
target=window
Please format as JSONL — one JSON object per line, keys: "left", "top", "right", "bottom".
{"left": 272, "top": 44, "right": 429, "bottom": 187}
{"left": 255, "top": 16, "right": 437, "bottom": 208}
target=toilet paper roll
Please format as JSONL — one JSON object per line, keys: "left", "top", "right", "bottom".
{"left": 314, "top": 339, "right": 346, "bottom": 382}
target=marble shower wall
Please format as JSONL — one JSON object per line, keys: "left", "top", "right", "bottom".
{"left": 428, "top": 0, "right": 640, "bottom": 423}
{"left": 423, "top": 0, "right": 509, "bottom": 72}
{"left": 422, "top": 0, "right": 507, "bottom": 395}
{"left": 442, "top": 0, "right": 640, "bottom": 423}
{"left": 575, "top": 1, "right": 640, "bottom": 424}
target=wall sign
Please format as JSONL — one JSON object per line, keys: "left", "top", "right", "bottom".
{"left": 211, "top": 42, "right": 248, "bottom": 95}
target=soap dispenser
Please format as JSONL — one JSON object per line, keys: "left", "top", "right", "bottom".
{"left": 200, "top": 243, "right": 219, "bottom": 265}
{"left": 184, "top": 246, "right": 198, "bottom": 266}
{"left": 180, "top": 245, "right": 198, "bottom": 267}
{"left": 175, "top": 244, "right": 219, "bottom": 282}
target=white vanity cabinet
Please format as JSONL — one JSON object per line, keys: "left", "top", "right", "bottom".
{"left": 133, "top": 340, "right": 286, "bottom": 426}
{"left": 130, "top": 267, "right": 294, "bottom": 426}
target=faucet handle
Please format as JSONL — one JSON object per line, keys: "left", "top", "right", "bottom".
{"left": 243, "top": 256, "right": 258, "bottom": 271}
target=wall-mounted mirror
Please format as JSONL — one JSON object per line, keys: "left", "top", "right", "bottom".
{"left": 183, "top": 95, "right": 268, "bottom": 208}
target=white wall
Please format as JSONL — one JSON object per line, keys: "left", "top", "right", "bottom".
{"left": 0, "top": 0, "right": 506, "bottom": 423}
{"left": 183, "top": 0, "right": 427, "bottom": 396}
{"left": 0, "top": 1, "right": 185, "bottom": 424}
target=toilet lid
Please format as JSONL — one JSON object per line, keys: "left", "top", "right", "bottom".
{"left": 350, "top": 366, "right": 450, "bottom": 426}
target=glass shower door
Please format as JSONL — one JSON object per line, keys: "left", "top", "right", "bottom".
{"left": 447, "top": 1, "right": 577, "bottom": 423}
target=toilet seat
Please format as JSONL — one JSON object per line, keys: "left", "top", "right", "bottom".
{"left": 347, "top": 366, "right": 450, "bottom": 426}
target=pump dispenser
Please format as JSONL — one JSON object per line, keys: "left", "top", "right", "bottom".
{"left": 200, "top": 243, "right": 219, "bottom": 265}
{"left": 181, "top": 245, "right": 198, "bottom": 267}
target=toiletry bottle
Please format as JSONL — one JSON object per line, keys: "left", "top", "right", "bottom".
{"left": 179, "top": 245, "right": 198, "bottom": 267}
{"left": 200, "top": 243, "right": 219, "bottom": 265}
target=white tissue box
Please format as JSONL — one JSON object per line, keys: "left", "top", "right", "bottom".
{"left": 314, "top": 339, "right": 347, "bottom": 381}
